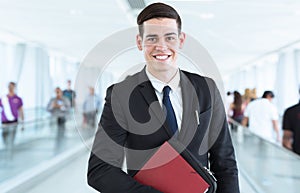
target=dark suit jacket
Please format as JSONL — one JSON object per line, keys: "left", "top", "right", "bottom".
{"left": 88, "top": 68, "right": 239, "bottom": 193}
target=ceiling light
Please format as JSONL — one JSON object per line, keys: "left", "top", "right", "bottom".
{"left": 181, "top": 10, "right": 215, "bottom": 20}
{"left": 69, "top": 9, "right": 83, "bottom": 16}
{"left": 199, "top": 13, "right": 215, "bottom": 19}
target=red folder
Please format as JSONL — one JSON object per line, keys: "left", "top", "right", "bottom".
{"left": 134, "top": 141, "right": 210, "bottom": 193}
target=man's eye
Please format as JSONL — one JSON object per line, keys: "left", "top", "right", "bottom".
{"left": 166, "top": 36, "right": 176, "bottom": 41}
{"left": 147, "top": 38, "right": 157, "bottom": 42}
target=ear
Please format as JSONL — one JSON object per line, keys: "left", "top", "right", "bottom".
{"left": 179, "top": 32, "right": 186, "bottom": 49}
{"left": 136, "top": 34, "right": 143, "bottom": 51}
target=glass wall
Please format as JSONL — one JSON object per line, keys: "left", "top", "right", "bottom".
{"left": 0, "top": 34, "right": 79, "bottom": 109}
{"left": 224, "top": 41, "right": 300, "bottom": 115}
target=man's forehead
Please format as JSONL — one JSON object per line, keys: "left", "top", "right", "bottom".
{"left": 143, "top": 25, "right": 178, "bottom": 36}
{"left": 143, "top": 18, "right": 178, "bottom": 31}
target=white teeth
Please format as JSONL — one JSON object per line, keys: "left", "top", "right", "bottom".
{"left": 155, "top": 55, "right": 168, "bottom": 60}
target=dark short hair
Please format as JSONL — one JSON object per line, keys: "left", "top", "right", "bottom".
{"left": 8, "top": 82, "right": 16, "bottom": 87}
{"left": 262, "top": 91, "right": 274, "bottom": 98}
{"left": 137, "top": 2, "right": 182, "bottom": 36}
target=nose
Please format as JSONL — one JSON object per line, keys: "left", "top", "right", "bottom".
{"left": 155, "top": 39, "right": 168, "bottom": 51}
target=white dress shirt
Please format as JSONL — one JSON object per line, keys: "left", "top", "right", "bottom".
{"left": 244, "top": 98, "right": 279, "bottom": 143}
{"left": 146, "top": 67, "right": 183, "bottom": 131}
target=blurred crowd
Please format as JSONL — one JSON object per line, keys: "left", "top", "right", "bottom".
{"left": 227, "top": 88, "right": 300, "bottom": 156}
{"left": 1, "top": 80, "right": 102, "bottom": 129}
{"left": 1, "top": 81, "right": 299, "bottom": 156}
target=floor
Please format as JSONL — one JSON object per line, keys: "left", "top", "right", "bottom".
{"left": 1, "top": 113, "right": 300, "bottom": 193}
{"left": 25, "top": 149, "right": 258, "bottom": 193}
{"left": 0, "top": 119, "right": 95, "bottom": 183}
{"left": 26, "top": 150, "right": 97, "bottom": 193}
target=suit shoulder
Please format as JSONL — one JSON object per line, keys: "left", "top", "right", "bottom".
{"left": 181, "top": 70, "right": 216, "bottom": 87}
{"left": 105, "top": 72, "right": 140, "bottom": 96}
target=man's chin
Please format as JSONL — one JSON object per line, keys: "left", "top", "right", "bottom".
{"left": 151, "top": 60, "right": 173, "bottom": 67}
{"left": 147, "top": 60, "right": 177, "bottom": 71}
{"left": 153, "top": 66, "right": 177, "bottom": 73}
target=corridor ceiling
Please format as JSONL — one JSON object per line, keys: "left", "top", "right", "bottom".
{"left": 1, "top": 0, "right": 300, "bottom": 75}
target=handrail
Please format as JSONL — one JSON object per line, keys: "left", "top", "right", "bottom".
{"left": 0, "top": 111, "right": 54, "bottom": 129}
{"left": 228, "top": 117, "right": 300, "bottom": 158}
{"left": 0, "top": 110, "right": 83, "bottom": 130}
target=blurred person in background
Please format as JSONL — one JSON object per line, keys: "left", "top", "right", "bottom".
{"left": 242, "top": 88, "right": 252, "bottom": 107}
{"left": 47, "top": 87, "right": 70, "bottom": 125}
{"left": 63, "top": 80, "right": 76, "bottom": 108}
{"left": 250, "top": 88, "right": 257, "bottom": 101}
{"left": 0, "top": 106, "right": 2, "bottom": 127}
{"left": 0, "top": 82, "right": 24, "bottom": 149}
{"left": 83, "top": 86, "right": 101, "bottom": 127}
{"left": 242, "top": 91, "right": 280, "bottom": 143}
{"left": 0, "top": 82, "right": 24, "bottom": 124}
{"left": 282, "top": 88, "right": 300, "bottom": 155}
{"left": 229, "top": 91, "right": 244, "bottom": 130}
{"left": 226, "top": 91, "right": 234, "bottom": 117}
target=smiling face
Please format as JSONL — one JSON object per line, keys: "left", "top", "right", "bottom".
{"left": 136, "top": 18, "right": 186, "bottom": 76}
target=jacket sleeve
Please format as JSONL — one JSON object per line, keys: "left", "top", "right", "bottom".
{"left": 46, "top": 99, "right": 54, "bottom": 112}
{"left": 87, "top": 86, "right": 162, "bottom": 193}
{"left": 207, "top": 79, "right": 240, "bottom": 193}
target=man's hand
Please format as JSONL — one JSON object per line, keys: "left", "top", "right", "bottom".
{"left": 53, "top": 100, "right": 63, "bottom": 109}
{"left": 282, "top": 130, "right": 293, "bottom": 150}
{"left": 276, "top": 134, "right": 281, "bottom": 143}
{"left": 241, "top": 117, "right": 248, "bottom": 127}
{"left": 272, "top": 120, "right": 280, "bottom": 143}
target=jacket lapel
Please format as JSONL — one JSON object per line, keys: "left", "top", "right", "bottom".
{"left": 178, "top": 71, "right": 200, "bottom": 144}
{"left": 137, "top": 69, "right": 174, "bottom": 138}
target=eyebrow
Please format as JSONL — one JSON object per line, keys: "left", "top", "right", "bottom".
{"left": 145, "top": 34, "right": 158, "bottom": 38}
{"left": 145, "top": 32, "right": 178, "bottom": 38}
{"left": 164, "top": 32, "right": 177, "bottom": 36}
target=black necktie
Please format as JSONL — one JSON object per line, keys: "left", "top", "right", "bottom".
{"left": 162, "top": 86, "right": 178, "bottom": 135}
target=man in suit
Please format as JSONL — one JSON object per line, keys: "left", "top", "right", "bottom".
{"left": 88, "top": 2, "right": 239, "bottom": 193}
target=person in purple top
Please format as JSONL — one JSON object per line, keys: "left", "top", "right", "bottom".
{"left": 0, "top": 82, "right": 24, "bottom": 124}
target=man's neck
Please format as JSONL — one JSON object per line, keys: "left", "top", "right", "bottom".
{"left": 8, "top": 92, "right": 15, "bottom": 97}
{"left": 265, "top": 97, "right": 272, "bottom": 102}
{"left": 147, "top": 67, "right": 178, "bottom": 84}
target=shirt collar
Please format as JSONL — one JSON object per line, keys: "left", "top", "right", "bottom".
{"left": 145, "top": 66, "right": 180, "bottom": 94}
